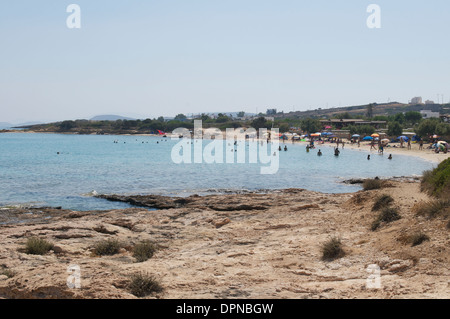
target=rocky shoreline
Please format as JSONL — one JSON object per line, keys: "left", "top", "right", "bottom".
{"left": 0, "top": 180, "right": 448, "bottom": 299}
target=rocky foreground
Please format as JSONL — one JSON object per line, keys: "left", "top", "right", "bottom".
{"left": 0, "top": 181, "right": 448, "bottom": 299}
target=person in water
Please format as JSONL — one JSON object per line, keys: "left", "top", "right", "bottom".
{"left": 367, "top": 155, "right": 371, "bottom": 160}
{"left": 317, "top": 149, "right": 322, "bottom": 156}
{"left": 306, "top": 145, "right": 310, "bottom": 153}
{"left": 388, "top": 154, "right": 392, "bottom": 160}
{"left": 278, "top": 146, "right": 282, "bottom": 151}
{"left": 284, "top": 146, "right": 288, "bottom": 151}
{"left": 334, "top": 148, "right": 340, "bottom": 156}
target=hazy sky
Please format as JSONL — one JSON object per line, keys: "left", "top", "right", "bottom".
{"left": 1, "top": 0, "right": 449, "bottom": 123}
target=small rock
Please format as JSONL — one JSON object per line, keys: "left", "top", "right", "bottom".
{"left": 213, "top": 218, "right": 231, "bottom": 229}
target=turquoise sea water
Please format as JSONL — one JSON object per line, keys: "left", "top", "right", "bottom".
{"left": 0, "top": 133, "right": 435, "bottom": 211}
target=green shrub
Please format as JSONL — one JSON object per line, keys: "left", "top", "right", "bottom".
{"left": 133, "top": 240, "right": 157, "bottom": 263}
{"left": 363, "top": 179, "right": 383, "bottom": 191}
{"left": 421, "top": 158, "right": 450, "bottom": 198}
{"left": 93, "top": 239, "right": 121, "bottom": 256}
{"left": 372, "top": 194, "right": 394, "bottom": 211}
{"left": 24, "top": 237, "right": 54, "bottom": 255}
{"left": 128, "top": 272, "right": 163, "bottom": 297}
{"left": 371, "top": 207, "right": 401, "bottom": 231}
{"left": 321, "top": 237, "right": 345, "bottom": 261}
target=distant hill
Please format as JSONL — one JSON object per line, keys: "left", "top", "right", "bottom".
{"left": 90, "top": 115, "right": 136, "bottom": 121}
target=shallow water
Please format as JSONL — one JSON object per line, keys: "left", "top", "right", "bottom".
{"left": 0, "top": 133, "right": 435, "bottom": 211}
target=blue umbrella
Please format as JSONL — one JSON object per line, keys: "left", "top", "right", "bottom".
{"left": 363, "top": 136, "right": 373, "bottom": 141}
{"left": 398, "top": 136, "right": 409, "bottom": 141}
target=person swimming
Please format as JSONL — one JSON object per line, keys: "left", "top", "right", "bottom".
{"left": 388, "top": 154, "right": 392, "bottom": 160}
{"left": 278, "top": 146, "right": 282, "bottom": 151}
{"left": 318, "top": 150, "right": 322, "bottom": 156}
{"left": 284, "top": 146, "right": 288, "bottom": 151}
{"left": 367, "top": 155, "right": 371, "bottom": 160}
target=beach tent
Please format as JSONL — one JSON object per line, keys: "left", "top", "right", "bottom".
{"left": 363, "top": 136, "right": 373, "bottom": 141}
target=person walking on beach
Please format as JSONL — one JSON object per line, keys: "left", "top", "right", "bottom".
{"left": 407, "top": 139, "right": 411, "bottom": 150}
{"left": 419, "top": 140, "right": 423, "bottom": 150}
{"left": 370, "top": 140, "right": 377, "bottom": 151}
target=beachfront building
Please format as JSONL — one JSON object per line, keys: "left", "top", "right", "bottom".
{"left": 420, "top": 110, "right": 440, "bottom": 119}
{"left": 319, "top": 119, "right": 387, "bottom": 130}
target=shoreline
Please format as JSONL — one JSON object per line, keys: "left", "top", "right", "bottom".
{"left": 4, "top": 130, "right": 449, "bottom": 164}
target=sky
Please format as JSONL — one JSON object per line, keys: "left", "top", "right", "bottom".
{"left": 1, "top": 0, "right": 450, "bottom": 123}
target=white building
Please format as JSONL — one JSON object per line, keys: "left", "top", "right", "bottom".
{"left": 425, "top": 100, "right": 435, "bottom": 105}
{"left": 410, "top": 97, "right": 423, "bottom": 104}
{"left": 420, "top": 110, "right": 440, "bottom": 119}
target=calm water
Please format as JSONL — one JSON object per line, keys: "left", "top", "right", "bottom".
{"left": 0, "top": 133, "right": 435, "bottom": 211}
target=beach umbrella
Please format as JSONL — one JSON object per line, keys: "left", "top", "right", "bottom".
{"left": 311, "top": 133, "right": 321, "bottom": 137}
{"left": 363, "top": 136, "right": 373, "bottom": 141}
{"left": 325, "top": 126, "right": 332, "bottom": 129}
{"left": 371, "top": 133, "right": 380, "bottom": 138}
{"left": 381, "top": 139, "right": 390, "bottom": 143}
{"left": 352, "top": 134, "right": 360, "bottom": 138}
{"left": 398, "top": 136, "right": 409, "bottom": 141}
{"left": 433, "top": 135, "right": 439, "bottom": 138}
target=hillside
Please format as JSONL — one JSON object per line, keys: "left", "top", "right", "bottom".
{"left": 90, "top": 115, "right": 136, "bottom": 121}
{"left": 275, "top": 103, "right": 447, "bottom": 119}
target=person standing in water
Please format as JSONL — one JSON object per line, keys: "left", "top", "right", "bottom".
{"left": 334, "top": 148, "right": 340, "bottom": 156}
{"left": 318, "top": 149, "right": 322, "bottom": 156}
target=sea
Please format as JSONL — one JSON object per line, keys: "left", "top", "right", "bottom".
{"left": 0, "top": 133, "right": 435, "bottom": 211}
